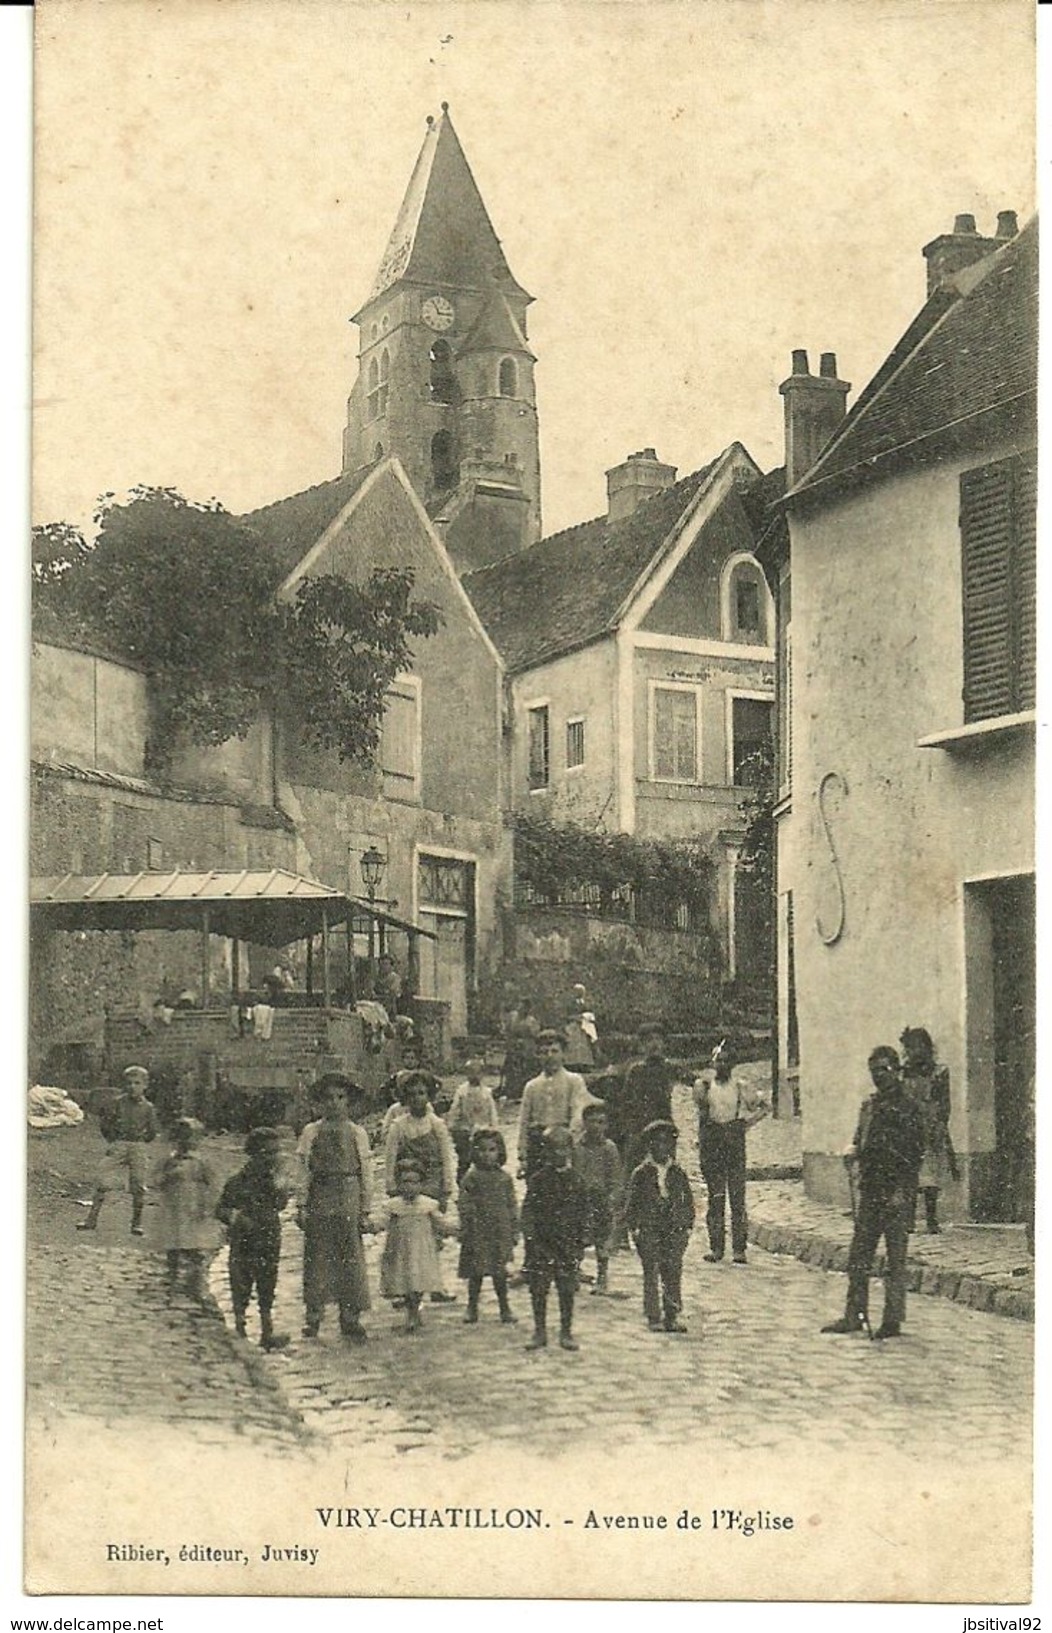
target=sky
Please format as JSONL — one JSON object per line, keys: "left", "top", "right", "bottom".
{"left": 31, "top": 0, "right": 1037, "bottom": 538}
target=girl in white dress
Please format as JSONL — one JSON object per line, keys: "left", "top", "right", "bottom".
{"left": 376, "top": 1158, "right": 456, "bottom": 1333}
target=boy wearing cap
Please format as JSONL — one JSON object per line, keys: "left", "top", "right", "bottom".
{"left": 77, "top": 1065, "right": 160, "bottom": 1235}
{"left": 625, "top": 1120, "right": 696, "bottom": 1333}
{"left": 520, "top": 1126, "right": 591, "bottom": 1351}
{"left": 215, "top": 1126, "right": 292, "bottom": 1350}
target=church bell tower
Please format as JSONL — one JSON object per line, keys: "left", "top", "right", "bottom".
{"left": 342, "top": 105, "right": 541, "bottom": 573}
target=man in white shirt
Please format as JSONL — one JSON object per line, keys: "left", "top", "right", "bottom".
{"left": 693, "top": 1041, "right": 769, "bottom": 1264}
{"left": 518, "top": 1031, "right": 593, "bottom": 1179}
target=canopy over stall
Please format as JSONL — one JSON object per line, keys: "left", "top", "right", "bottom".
{"left": 30, "top": 869, "right": 434, "bottom": 1007}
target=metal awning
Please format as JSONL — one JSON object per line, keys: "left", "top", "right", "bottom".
{"left": 31, "top": 869, "right": 434, "bottom": 945}
{"left": 348, "top": 897, "right": 438, "bottom": 939}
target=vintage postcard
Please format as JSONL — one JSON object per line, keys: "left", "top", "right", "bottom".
{"left": 25, "top": 0, "right": 1038, "bottom": 1607}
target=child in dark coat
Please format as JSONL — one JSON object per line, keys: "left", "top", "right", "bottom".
{"left": 457, "top": 1129, "right": 519, "bottom": 1325}
{"left": 520, "top": 1125, "right": 591, "bottom": 1352}
{"left": 572, "top": 1102, "right": 622, "bottom": 1295}
{"left": 625, "top": 1119, "right": 696, "bottom": 1333}
{"left": 215, "top": 1126, "right": 291, "bottom": 1350}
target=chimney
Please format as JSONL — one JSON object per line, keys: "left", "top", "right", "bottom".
{"left": 922, "top": 212, "right": 1003, "bottom": 296}
{"left": 779, "top": 350, "right": 851, "bottom": 487}
{"left": 605, "top": 448, "right": 677, "bottom": 522}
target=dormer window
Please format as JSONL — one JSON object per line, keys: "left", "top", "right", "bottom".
{"left": 499, "top": 357, "right": 517, "bottom": 398}
{"left": 720, "top": 553, "right": 771, "bottom": 645}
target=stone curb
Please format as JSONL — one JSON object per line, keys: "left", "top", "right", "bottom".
{"left": 749, "top": 1221, "right": 1034, "bottom": 1322}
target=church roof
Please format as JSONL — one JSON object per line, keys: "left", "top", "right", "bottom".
{"left": 361, "top": 106, "right": 530, "bottom": 310}
{"left": 787, "top": 215, "right": 1037, "bottom": 506}
{"left": 462, "top": 455, "right": 725, "bottom": 673}
{"left": 239, "top": 466, "right": 375, "bottom": 579}
{"left": 457, "top": 286, "right": 534, "bottom": 359}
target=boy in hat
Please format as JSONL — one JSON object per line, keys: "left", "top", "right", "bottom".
{"left": 77, "top": 1064, "right": 160, "bottom": 1235}
{"left": 625, "top": 1119, "right": 696, "bottom": 1333}
{"left": 520, "top": 1126, "right": 591, "bottom": 1351}
{"left": 215, "top": 1125, "right": 292, "bottom": 1350}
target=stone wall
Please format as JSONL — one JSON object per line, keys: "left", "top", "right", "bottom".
{"left": 486, "top": 906, "right": 722, "bottom": 1035}
{"left": 29, "top": 767, "right": 295, "bottom": 1077}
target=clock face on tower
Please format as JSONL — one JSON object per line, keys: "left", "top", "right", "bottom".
{"left": 421, "top": 295, "right": 455, "bottom": 332}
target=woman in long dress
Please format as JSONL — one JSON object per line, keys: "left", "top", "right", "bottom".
{"left": 299, "top": 1076, "right": 372, "bottom": 1341}
{"left": 900, "top": 1027, "right": 958, "bottom": 1233}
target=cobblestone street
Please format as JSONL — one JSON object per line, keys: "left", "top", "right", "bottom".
{"left": 209, "top": 1197, "right": 1032, "bottom": 1466}
{"left": 27, "top": 1082, "right": 1033, "bottom": 1469}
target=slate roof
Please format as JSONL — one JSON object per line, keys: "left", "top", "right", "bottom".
{"left": 239, "top": 466, "right": 375, "bottom": 581}
{"left": 461, "top": 453, "right": 727, "bottom": 672}
{"left": 360, "top": 108, "right": 529, "bottom": 309}
{"left": 458, "top": 288, "right": 534, "bottom": 359}
{"left": 788, "top": 216, "right": 1038, "bottom": 505}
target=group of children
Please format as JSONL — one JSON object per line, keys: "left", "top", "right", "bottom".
{"left": 80, "top": 1049, "right": 711, "bottom": 1354}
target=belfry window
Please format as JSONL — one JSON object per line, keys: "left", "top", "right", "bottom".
{"left": 431, "top": 430, "right": 458, "bottom": 491}
{"left": 499, "top": 357, "right": 517, "bottom": 397}
{"left": 430, "top": 340, "right": 456, "bottom": 404}
{"left": 367, "top": 351, "right": 389, "bottom": 421}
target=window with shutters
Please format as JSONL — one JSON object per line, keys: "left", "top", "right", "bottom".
{"left": 381, "top": 677, "right": 421, "bottom": 802}
{"left": 960, "top": 453, "right": 1036, "bottom": 723}
{"left": 527, "top": 704, "right": 550, "bottom": 791}
{"left": 650, "top": 682, "right": 701, "bottom": 783}
{"left": 566, "top": 716, "right": 585, "bottom": 770}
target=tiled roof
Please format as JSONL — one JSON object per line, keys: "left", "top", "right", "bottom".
{"left": 462, "top": 454, "right": 725, "bottom": 672}
{"left": 239, "top": 466, "right": 375, "bottom": 580}
{"left": 789, "top": 217, "right": 1038, "bottom": 504}
{"left": 31, "top": 758, "right": 296, "bottom": 828}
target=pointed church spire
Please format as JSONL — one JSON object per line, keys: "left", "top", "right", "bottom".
{"left": 359, "top": 105, "right": 531, "bottom": 314}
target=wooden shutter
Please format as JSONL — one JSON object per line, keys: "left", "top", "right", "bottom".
{"left": 961, "top": 461, "right": 1014, "bottom": 720}
{"left": 1014, "top": 452, "right": 1037, "bottom": 711}
{"left": 960, "top": 456, "right": 1035, "bottom": 722}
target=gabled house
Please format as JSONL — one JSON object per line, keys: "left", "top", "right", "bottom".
{"left": 760, "top": 210, "right": 1035, "bottom": 1217}
{"left": 214, "top": 457, "right": 511, "bottom": 1035}
{"left": 464, "top": 442, "right": 779, "bottom": 983}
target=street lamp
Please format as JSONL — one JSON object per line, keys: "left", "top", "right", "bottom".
{"left": 360, "top": 845, "right": 386, "bottom": 988}
{"left": 360, "top": 845, "right": 386, "bottom": 898}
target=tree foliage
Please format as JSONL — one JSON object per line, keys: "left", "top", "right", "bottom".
{"left": 509, "top": 810, "right": 714, "bottom": 929}
{"left": 277, "top": 568, "right": 440, "bottom": 762}
{"left": 736, "top": 741, "right": 775, "bottom": 896}
{"left": 32, "top": 486, "right": 441, "bottom": 768}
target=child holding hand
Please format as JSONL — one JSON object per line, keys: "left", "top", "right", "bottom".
{"left": 375, "top": 1158, "right": 458, "bottom": 1333}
